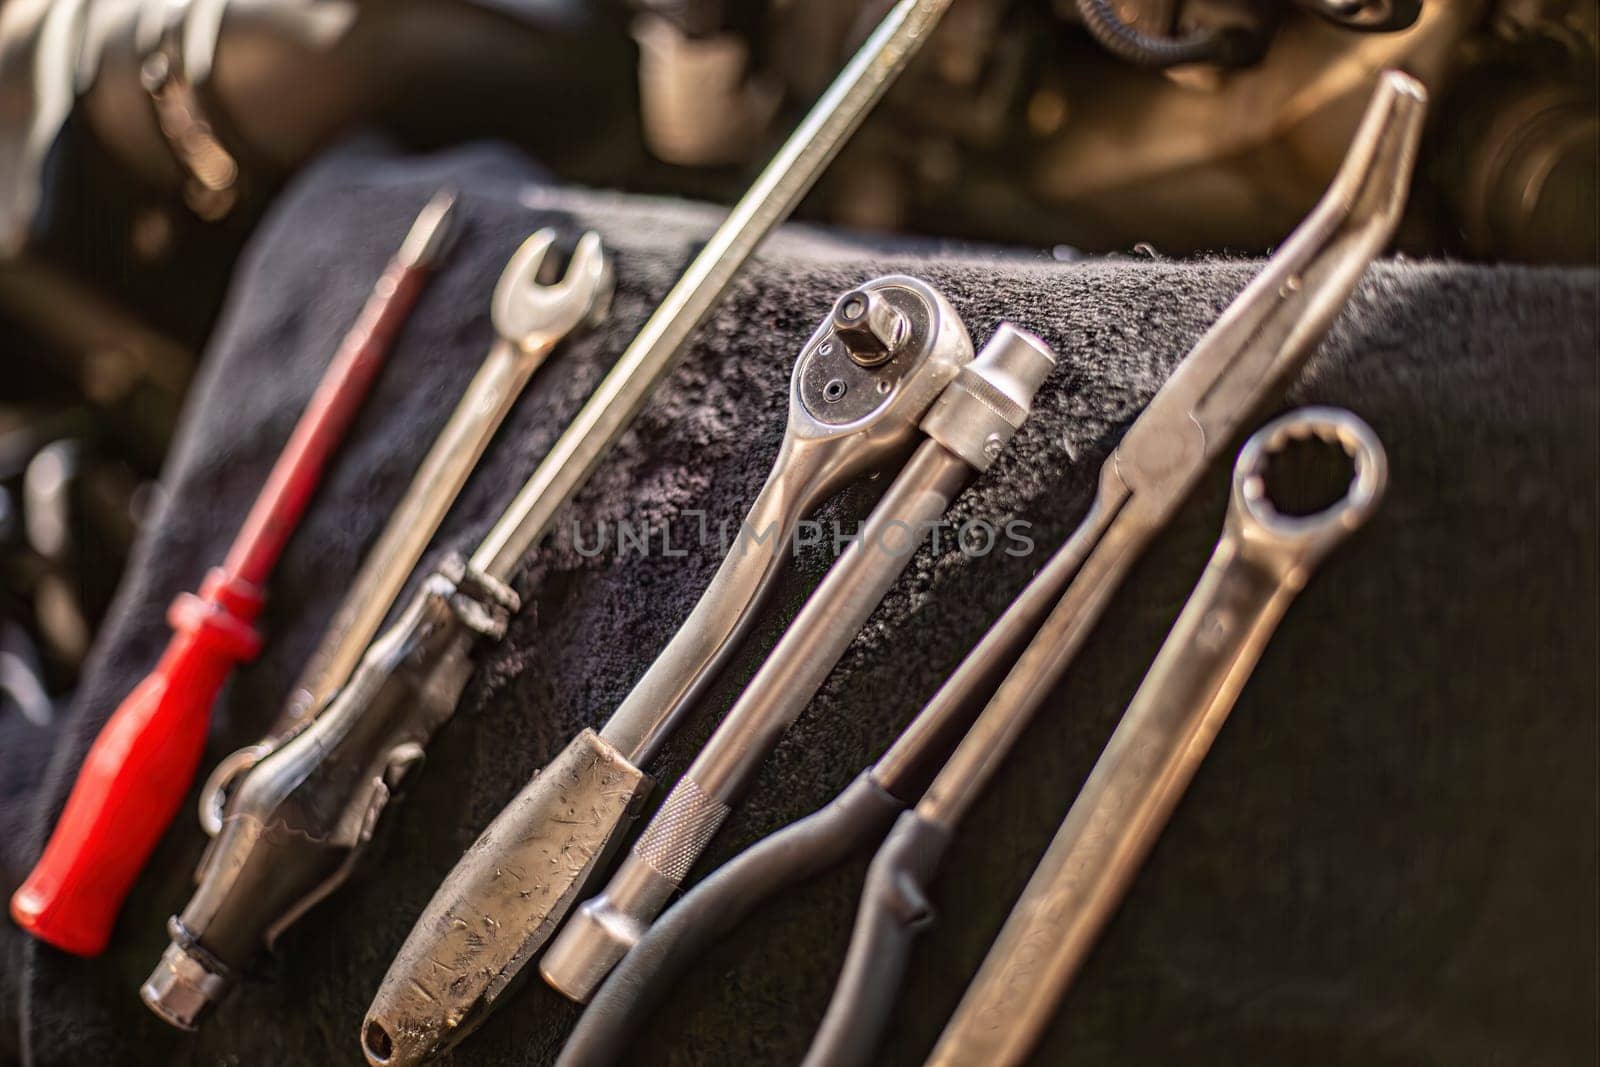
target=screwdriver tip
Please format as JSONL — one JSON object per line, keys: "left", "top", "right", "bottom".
{"left": 397, "top": 189, "right": 461, "bottom": 270}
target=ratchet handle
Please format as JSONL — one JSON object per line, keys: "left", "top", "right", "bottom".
{"left": 803, "top": 810, "right": 953, "bottom": 1067}
{"left": 600, "top": 432, "right": 859, "bottom": 763}
{"left": 562, "top": 772, "right": 904, "bottom": 1067}
{"left": 362, "top": 728, "right": 651, "bottom": 1067}
{"left": 12, "top": 570, "right": 263, "bottom": 956}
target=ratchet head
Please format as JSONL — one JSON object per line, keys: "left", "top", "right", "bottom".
{"left": 1229, "top": 406, "right": 1388, "bottom": 580}
{"left": 491, "top": 229, "right": 613, "bottom": 352}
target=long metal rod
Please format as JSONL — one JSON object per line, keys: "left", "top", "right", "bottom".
{"left": 468, "top": 0, "right": 955, "bottom": 582}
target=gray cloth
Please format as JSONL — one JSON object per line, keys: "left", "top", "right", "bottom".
{"left": 4, "top": 140, "right": 1596, "bottom": 1066}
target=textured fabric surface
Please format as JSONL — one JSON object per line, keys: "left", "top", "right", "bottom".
{"left": 3, "top": 140, "right": 1596, "bottom": 1066}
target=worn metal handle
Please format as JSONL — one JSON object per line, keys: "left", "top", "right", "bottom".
{"left": 361, "top": 727, "right": 651, "bottom": 1067}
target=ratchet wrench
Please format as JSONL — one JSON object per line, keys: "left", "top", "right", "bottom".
{"left": 361, "top": 276, "right": 984, "bottom": 1061}
{"left": 540, "top": 323, "right": 1056, "bottom": 1003}
{"left": 556, "top": 69, "right": 1425, "bottom": 1067}
{"left": 12, "top": 191, "right": 457, "bottom": 957}
{"left": 139, "top": 231, "right": 611, "bottom": 1031}
{"left": 357, "top": 0, "right": 957, "bottom": 1057}
{"left": 929, "top": 408, "right": 1387, "bottom": 1067}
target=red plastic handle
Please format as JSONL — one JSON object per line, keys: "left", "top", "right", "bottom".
{"left": 10, "top": 201, "right": 450, "bottom": 955}
{"left": 11, "top": 572, "right": 262, "bottom": 956}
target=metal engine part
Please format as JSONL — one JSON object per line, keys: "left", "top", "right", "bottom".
{"left": 631, "top": 0, "right": 1594, "bottom": 262}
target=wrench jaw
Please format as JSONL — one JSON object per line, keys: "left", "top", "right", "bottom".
{"left": 490, "top": 228, "right": 614, "bottom": 353}
{"left": 1230, "top": 407, "right": 1389, "bottom": 583}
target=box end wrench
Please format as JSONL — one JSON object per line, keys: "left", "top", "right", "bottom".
{"left": 11, "top": 191, "right": 457, "bottom": 959}
{"left": 138, "top": 231, "right": 611, "bottom": 1032}
{"left": 358, "top": 276, "right": 974, "bottom": 1067}
{"left": 539, "top": 324, "right": 1057, "bottom": 1005}
{"left": 928, "top": 408, "right": 1387, "bottom": 1067}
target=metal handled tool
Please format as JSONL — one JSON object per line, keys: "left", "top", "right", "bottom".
{"left": 195, "top": 224, "right": 610, "bottom": 836}
{"left": 355, "top": 0, "right": 958, "bottom": 1056}
{"left": 11, "top": 191, "right": 457, "bottom": 958}
{"left": 137, "top": 233, "right": 611, "bottom": 1031}
{"left": 553, "top": 70, "right": 1426, "bottom": 1067}
{"left": 360, "top": 275, "right": 982, "bottom": 1063}
{"left": 802, "top": 71, "right": 1425, "bottom": 1067}
{"left": 540, "top": 325, "right": 1056, "bottom": 1003}
{"left": 595, "top": 277, "right": 973, "bottom": 770}
{"left": 929, "top": 408, "right": 1387, "bottom": 1066}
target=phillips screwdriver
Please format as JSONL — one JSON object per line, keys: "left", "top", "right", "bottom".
{"left": 11, "top": 191, "right": 458, "bottom": 957}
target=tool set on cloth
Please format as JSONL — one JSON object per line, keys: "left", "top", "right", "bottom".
{"left": 7, "top": 14, "right": 1439, "bottom": 1059}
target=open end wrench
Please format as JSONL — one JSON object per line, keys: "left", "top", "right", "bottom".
{"left": 539, "top": 325, "right": 1056, "bottom": 1004}
{"left": 929, "top": 408, "right": 1387, "bottom": 1066}
{"left": 138, "top": 231, "right": 611, "bottom": 1032}
{"left": 359, "top": 276, "right": 974, "bottom": 1066}
{"left": 194, "top": 226, "right": 611, "bottom": 837}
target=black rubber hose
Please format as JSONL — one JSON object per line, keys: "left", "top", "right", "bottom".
{"left": 558, "top": 773, "right": 905, "bottom": 1067}
{"left": 800, "top": 811, "right": 955, "bottom": 1067}
{"left": 1074, "top": 0, "right": 1266, "bottom": 68}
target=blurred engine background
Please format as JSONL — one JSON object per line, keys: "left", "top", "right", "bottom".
{"left": 0, "top": 0, "right": 1594, "bottom": 721}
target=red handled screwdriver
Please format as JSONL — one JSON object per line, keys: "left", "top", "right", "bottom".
{"left": 11, "top": 191, "right": 459, "bottom": 956}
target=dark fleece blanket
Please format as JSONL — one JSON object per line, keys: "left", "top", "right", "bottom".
{"left": 3, "top": 140, "right": 1596, "bottom": 1066}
